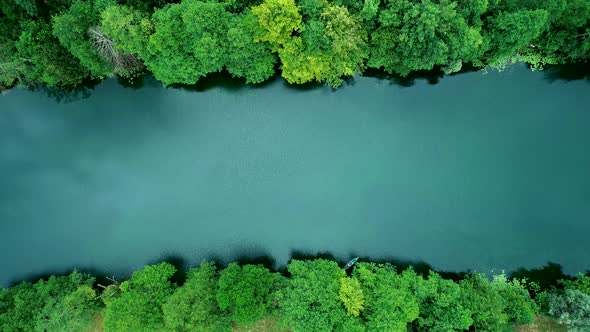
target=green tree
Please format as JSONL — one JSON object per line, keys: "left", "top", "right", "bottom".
{"left": 35, "top": 284, "right": 100, "bottom": 332}
{"left": 413, "top": 271, "right": 472, "bottom": 332}
{"left": 100, "top": 4, "right": 154, "bottom": 58}
{"left": 278, "top": 1, "right": 367, "bottom": 87}
{"left": 147, "top": 0, "right": 230, "bottom": 85}
{"left": 0, "top": 271, "right": 98, "bottom": 332}
{"left": 562, "top": 274, "right": 590, "bottom": 296}
{"left": 0, "top": 20, "right": 25, "bottom": 89}
{"left": 226, "top": 11, "right": 277, "bottom": 83}
{"left": 16, "top": 20, "right": 89, "bottom": 86}
{"left": 0, "top": 282, "right": 42, "bottom": 331}
{"left": 520, "top": 0, "right": 590, "bottom": 67}
{"left": 482, "top": 9, "right": 549, "bottom": 69}
{"left": 278, "top": 259, "right": 346, "bottom": 332}
{"left": 217, "top": 263, "right": 281, "bottom": 324}
{"left": 103, "top": 262, "right": 176, "bottom": 332}
{"left": 336, "top": 315, "right": 366, "bottom": 332}
{"left": 163, "top": 262, "right": 231, "bottom": 332}
{"left": 52, "top": 0, "right": 116, "bottom": 78}
{"left": 339, "top": 277, "right": 364, "bottom": 317}
{"left": 14, "top": 0, "right": 38, "bottom": 17}
{"left": 252, "top": 0, "right": 302, "bottom": 48}
{"left": 369, "top": 0, "right": 483, "bottom": 76}
{"left": 492, "top": 274, "right": 536, "bottom": 324}
{"left": 354, "top": 264, "right": 419, "bottom": 332}
{"left": 460, "top": 273, "right": 508, "bottom": 331}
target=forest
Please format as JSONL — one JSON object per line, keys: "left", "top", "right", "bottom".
{"left": 1, "top": 0, "right": 589, "bottom": 90}
{"left": 0, "top": 259, "right": 589, "bottom": 331}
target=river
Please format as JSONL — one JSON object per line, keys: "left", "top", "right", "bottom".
{"left": 1, "top": 64, "right": 589, "bottom": 286}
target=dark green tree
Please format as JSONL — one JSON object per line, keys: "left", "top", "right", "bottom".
{"left": 16, "top": 20, "right": 89, "bottom": 86}
{"left": 278, "top": 259, "right": 346, "bottom": 332}
{"left": 0, "top": 271, "right": 98, "bottom": 332}
{"left": 413, "top": 271, "right": 472, "bottom": 331}
{"left": 226, "top": 11, "right": 277, "bottom": 83}
{"left": 353, "top": 264, "right": 419, "bottom": 332}
{"left": 217, "top": 263, "right": 282, "bottom": 324}
{"left": 147, "top": 0, "right": 231, "bottom": 85}
{"left": 368, "top": 0, "right": 483, "bottom": 76}
{"left": 163, "top": 262, "right": 231, "bottom": 332}
{"left": 52, "top": 0, "right": 116, "bottom": 78}
{"left": 481, "top": 8, "right": 549, "bottom": 69}
{"left": 103, "top": 262, "right": 176, "bottom": 332}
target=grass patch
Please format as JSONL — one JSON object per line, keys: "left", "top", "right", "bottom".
{"left": 515, "top": 315, "right": 567, "bottom": 332}
{"left": 85, "top": 310, "right": 105, "bottom": 332}
{"left": 233, "top": 316, "right": 290, "bottom": 332}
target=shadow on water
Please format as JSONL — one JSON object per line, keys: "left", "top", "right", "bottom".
{"left": 167, "top": 70, "right": 278, "bottom": 93}
{"left": 29, "top": 77, "right": 102, "bottom": 104}
{"left": 6, "top": 250, "right": 584, "bottom": 292}
{"left": 510, "top": 262, "right": 573, "bottom": 293}
{"left": 12, "top": 61, "right": 590, "bottom": 101}
{"left": 542, "top": 62, "right": 590, "bottom": 83}
{"left": 362, "top": 66, "right": 446, "bottom": 87}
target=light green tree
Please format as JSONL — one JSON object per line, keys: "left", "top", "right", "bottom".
{"left": 339, "top": 277, "right": 364, "bottom": 317}
{"left": 100, "top": 4, "right": 154, "bottom": 58}
{"left": 252, "top": 0, "right": 302, "bottom": 48}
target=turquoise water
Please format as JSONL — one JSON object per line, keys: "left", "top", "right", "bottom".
{"left": 1, "top": 65, "right": 589, "bottom": 286}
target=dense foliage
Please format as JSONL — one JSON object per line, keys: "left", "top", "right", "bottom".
{"left": 1, "top": 0, "right": 589, "bottom": 90}
{"left": 1, "top": 259, "right": 589, "bottom": 331}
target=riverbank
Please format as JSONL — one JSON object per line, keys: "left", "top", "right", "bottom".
{"left": 2, "top": 258, "right": 588, "bottom": 332}
{"left": 2, "top": 0, "right": 589, "bottom": 90}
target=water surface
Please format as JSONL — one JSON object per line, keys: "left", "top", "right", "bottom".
{"left": 1, "top": 65, "right": 589, "bottom": 286}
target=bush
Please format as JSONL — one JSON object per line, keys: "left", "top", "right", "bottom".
{"left": 545, "top": 289, "right": 590, "bottom": 331}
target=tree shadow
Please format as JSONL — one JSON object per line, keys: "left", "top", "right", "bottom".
{"left": 4, "top": 251, "right": 578, "bottom": 293}
{"left": 542, "top": 62, "right": 590, "bottom": 83}
{"left": 510, "top": 262, "right": 572, "bottom": 293}
{"left": 361, "top": 67, "right": 446, "bottom": 87}
{"left": 30, "top": 77, "right": 102, "bottom": 104}
{"left": 166, "top": 69, "right": 277, "bottom": 93}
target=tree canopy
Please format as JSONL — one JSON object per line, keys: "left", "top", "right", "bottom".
{"left": 103, "top": 262, "right": 177, "bottom": 332}
{"left": 1, "top": 0, "right": 589, "bottom": 89}
{"left": 1, "top": 258, "right": 589, "bottom": 331}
